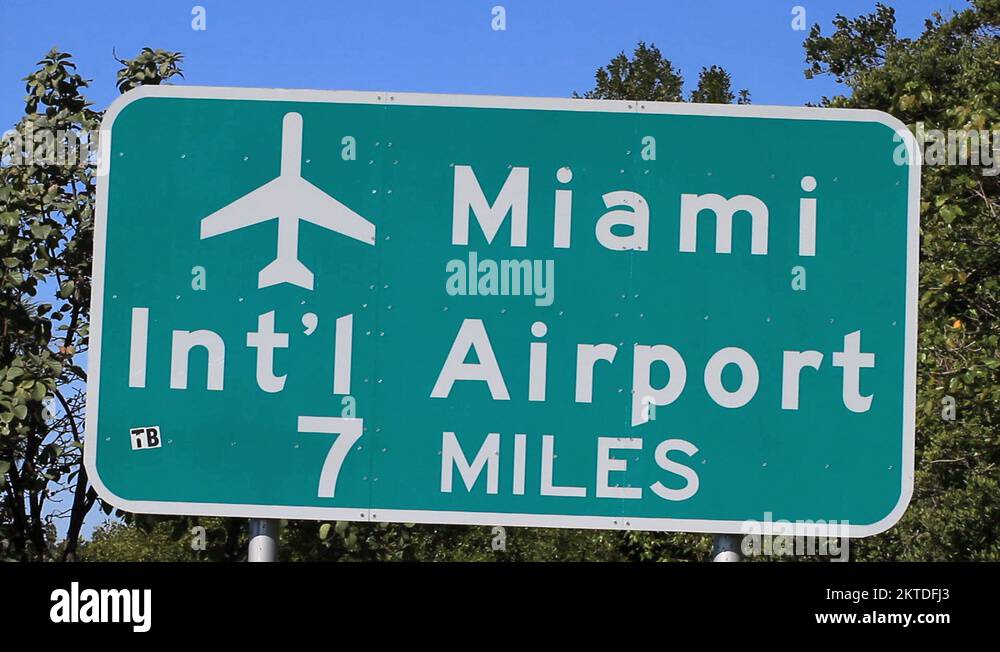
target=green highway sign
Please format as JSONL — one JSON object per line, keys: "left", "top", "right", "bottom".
{"left": 86, "top": 86, "right": 919, "bottom": 536}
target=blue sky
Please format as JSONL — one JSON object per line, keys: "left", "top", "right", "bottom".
{"left": 0, "top": 0, "right": 969, "bottom": 539}
{"left": 0, "top": 0, "right": 971, "bottom": 132}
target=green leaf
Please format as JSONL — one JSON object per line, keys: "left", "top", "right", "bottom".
{"left": 29, "top": 223, "right": 52, "bottom": 239}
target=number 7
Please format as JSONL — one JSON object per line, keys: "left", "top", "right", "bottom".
{"left": 297, "top": 416, "right": 364, "bottom": 498}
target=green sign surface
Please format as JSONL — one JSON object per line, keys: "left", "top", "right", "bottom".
{"left": 86, "top": 86, "right": 919, "bottom": 536}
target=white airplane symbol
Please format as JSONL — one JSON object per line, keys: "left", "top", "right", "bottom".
{"left": 200, "top": 112, "right": 376, "bottom": 290}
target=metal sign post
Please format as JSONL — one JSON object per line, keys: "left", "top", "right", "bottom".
{"left": 248, "top": 518, "right": 278, "bottom": 562}
{"left": 711, "top": 533, "right": 743, "bottom": 562}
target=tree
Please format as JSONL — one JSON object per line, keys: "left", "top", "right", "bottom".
{"left": 805, "top": 0, "right": 1000, "bottom": 560}
{"left": 804, "top": 2, "right": 899, "bottom": 84}
{"left": 579, "top": 41, "right": 750, "bottom": 107}
{"left": 0, "top": 48, "right": 184, "bottom": 561}
{"left": 288, "top": 521, "right": 628, "bottom": 562}
{"left": 580, "top": 41, "right": 685, "bottom": 102}
{"left": 79, "top": 520, "right": 199, "bottom": 562}
{"left": 78, "top": 515, "right": 245, "bottom": 561}
{"left": 690, "top": 65, "right": 751, "bottom": 104}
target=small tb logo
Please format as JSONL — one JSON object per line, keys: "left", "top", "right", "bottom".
{"left": 130, "top": 426, "right": 162, "bottom": 450}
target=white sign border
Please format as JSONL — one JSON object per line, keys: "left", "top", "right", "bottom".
{"left": 84, "top": 85, "right": 920, "bottom": 537}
